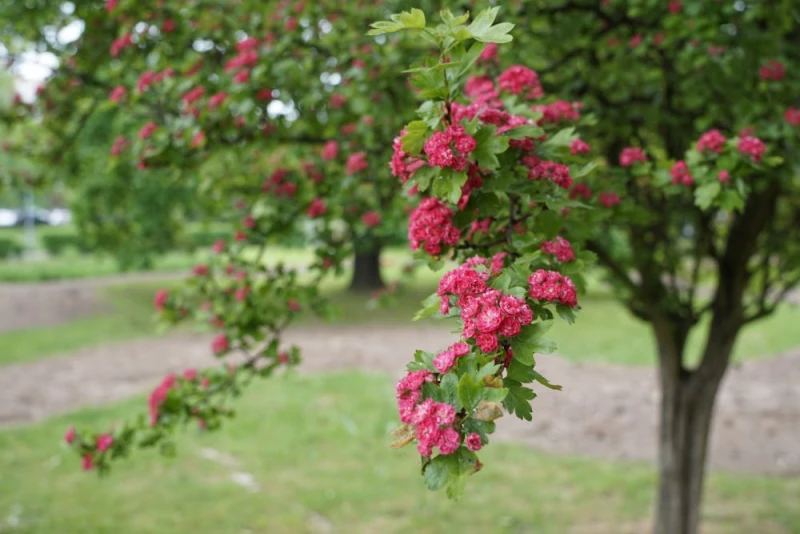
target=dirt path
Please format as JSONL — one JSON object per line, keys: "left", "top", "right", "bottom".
{"left": 0, "top": 326, "right": 798, "bottom": 477}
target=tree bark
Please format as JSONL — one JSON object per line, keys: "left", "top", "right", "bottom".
{"left": 349, "top": 244, "right": 384, "bottom": 292}
{"left": 652, "top": 320, "right": 734, "bottom": 534}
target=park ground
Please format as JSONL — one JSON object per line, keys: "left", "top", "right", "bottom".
{"left": 0, "top": 253, "right": 799, "bottom": 533}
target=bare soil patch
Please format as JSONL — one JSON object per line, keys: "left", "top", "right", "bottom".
{"left": 0, "top": 325, "right": 797, "bottom": 476}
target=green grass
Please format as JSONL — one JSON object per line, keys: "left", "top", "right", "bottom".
{"left": 0, "top": 372, "right": 797, "bottom": 534}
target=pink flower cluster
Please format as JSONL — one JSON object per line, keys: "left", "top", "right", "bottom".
{"left": 536, "top": 100, "right": 580, "bottom": 124}
{"left": 438, "top": 260, "right": 534, "bottom": 354}
{"left": 528, "top": 269, "right": 578, "bottom": 308}
{"left": 346, "top": 152, "right": 368, "bottom": 175}
{"left": 541, "top": 237, "right": 575, "bottom": 262}
{"left": 262, "top": 169, "right": 297, "bottom": 197}
{"left": 396, "top": 369, "right": 433, "bottom": 424}
{"left": 321, "top": 140, "right": 339, "bottom": 161}
{"left": 390, "top": 132, "right": 425, "bottom": 183}
{"left": 154, "top": 289, "right": 169, "bottom": 311}
{"left": 598, "top": 191, "right": 620, "bottom": 207}
{"left": 138, "top": 121, "right": 158, "bottom": 140}
{"left": 408, "top": 198, "right": 460, "bottom": 255}
{"left": 109, "top": 86, "right": 125, "bottom": 102}
{"left": 423, "top": 125, "right": 477, "bottom": 171}
{"left": 759, "top": 60, "right": 785, "bottom": 81}
{"left": 497, "top": 65, "right": 544, "bottom": 99}
{"left": 619, "top": 147, "right": 647, "bottom": 167}
{"left": 570, "top": 139, "right": 591, "bottom": 155}
{"left": 737, "top": 136, "right": 766, "bottom": 162}
{"left": 527, "top": 160, "right": 573, "bottom": 189}
{"left": 110, "top": 32, "right": 133, "bottom": 58}
{"left": 670, "top": 160, "right": 693, "bottom": 185}
{"left": 785, "top": 107, "right": 800, "bottom": 126}
{"left": 307, "top": 198, "right": 327, "bottom": 218}
{"left": 211, "top": 334, "right": 229, "bottom": 356}
{"left": 361, "top": 211, "right": 381, "bottom": 227}
{"left": 149, "top": 374, "right": 176, "bottom": 426}
{"left": 433, "top": 342, "right": 471, "bottom": 374}
{"left": 696, "top": 129, "right": 726, "bottom": 153}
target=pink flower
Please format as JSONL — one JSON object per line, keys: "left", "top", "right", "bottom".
{"left": 192, "top": 264, "right": 209, "bottom": 276}
{"left": 528, "top": 161, "right": 573, "bottom": 189}
{"left": 257, "top": 88, "right": 273, "bottom": 101}
{"left": 191, "top": 131, "right": 206, "bottom": 149}
{"left": 408, "top": 198, "right": 460, "bottom": 256}
{"left": 110, "top": 136, "right": 128, "bottom": 156}
{"left": 528, "top": 269, "right": 578, "bottom": 308}
{"left": 82, "top": 454, "right": 95, "bottom": 471}
{"left": 476, "top": 333, "right": 499, "bottom": 353}
{"left": 243, "top": 215, "right": 256, "bottom": 229}
{"left": 759, "top": 60, "right": 785, "bottom": 81}
{"left": 737, "top": 136, "right": 766, "bottom": 163}
{"left": 233, "top": 69, "right": 250, "bottom": 84}
{"left": 537, "top": 100, "right": 581, "bottom": 124}
{"left": 235, "top": 286, "right": 250, "bottom": 302}
{"left": 696, "top": 129, "right": 726, "bottom": 153}
{"left": 212, "top": 240, "right": 226, "bottom": 254}
{"left": 64, "top": 426, "right": 77, "bottom": 444}
{"left": 109, "top": 86, "right": 126, "bottom": 102}
{"left": 307, "top": 198, "right": 327, "bottom": 218}
{"left": 288, "top": 299, "right": 302, "bottom": 312}
{"left": 479, "top": 43, "right": 498, "bottom": 62}
{"left": 541, "top": 236, "right": 576, "bottom": 262}
{"left": 346, "top": 152, "right": 368, "bottom": 175}
{"left": 432, "top": 342, "right": 470, "bottom": 374}
{"left": 718, "top": 170, "right": 730, "bottom": 182}
{"left": 106, "top": 0, "right": 118, "bottom": 12}
{"left": 476, "top": 307, "right": 503, "bottom": 333}
{"left": 154, "top": 289, "right": 168, "bottom": 311}
{"left": 630, "top": 35, "right": 643, "bottom": 48}
{"left": 668, "top": 0, "right": 682, "bottom": 14}
{"left": 211, "top": 334, "right": 229, "bottom": 355}
{"left": 182, "top": 86, "right": 206, "bottom": 106}
{"left": 138, "top": 122, "right": 158, "bottom": 140}
{"left": 96, "top": 434, "right": 113, "bottom": 453}
{"left": 465, "top": 432, "right": 482, "bottom": 452}
{"left": 361, "top": 211, "right": 381, "bottom": 227}
{"left": 498, "top": 65, "right": 544, "bottom": 99}
{"left": 321, "top": 141, "right": 339, "bottom": 161}
{"left": 619, "top": 147, "right": 647, "bottom": 167}
{"left": 161, "top": 19, "right": 176, "bottom": 32}
{"left": 208, "top": 91, "right": 228, "bottom": 110}
{"left": 670, "top": 160, "right": 694, "bottom": 185}
{"left": 183, "top": 368, "right": 198, "bottom": 381}
{"left": 784, "top": 107, "right": 800, "bottom": 126}
{"left": 570, "top": 138, "right": 591, "bottom": 155}
{"left": 110, "top": 32, "right": 133, "bottom": 58}
{"left": 330, "top": 93, "right": 347, "bottom": 109}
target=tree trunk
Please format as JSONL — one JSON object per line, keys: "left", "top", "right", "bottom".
{"left": 349, "top": 244, "right": 384, "bottom": 292}
{"left": 655, "top": 371, "right": 722, "bottom": 534}
{"left": 652, "top": 320, "right": 733, "bottom": 534}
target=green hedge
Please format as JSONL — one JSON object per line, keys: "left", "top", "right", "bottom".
{"left": 0, "top": 237, "right": 24, "bottom": 259}
{"left": 40, "top": 234, "right": 92, "bottom": 256}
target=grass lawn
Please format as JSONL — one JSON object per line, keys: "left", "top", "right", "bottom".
{"left": 0, "top": 371, "right": 797, "bottom": 534}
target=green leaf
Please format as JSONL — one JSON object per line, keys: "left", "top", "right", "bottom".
{"left": 506, "top": 357, "right": 535, "bottom": 383}
{"left": 367, "top": 21, "right": 404, "bottom": 36}
{"left": 505, "top": 124, "right": 545, "bottom": 140}
{"left": 414, "top": 292, "right": 441, "bottom": 321}
{"left": 472, "top": 125, "right": 509, "bottom": 170}
{"left": 481, "top": 22, "right": 515, "bottom": 44}
{"left": 574, "top": 160, "right": 599, "bottom": 178}
{"left": 413, "top": 166, "right": 436, "bottom": 192}
{"left": 461, "top": 418, "right": 495, "bottom": 443}
{"left": 439, "top": 373, "right": 461, "bottom": 409}
{"left": 483, "top": 387, "right": 509, "bottom": 403}
{"left": 423, "top": 454, "right": 458, "bottom": 491}
{"left": 393, "top": 8, "right": 426, "bottom": 29}
{"left": 694, "top": 181, "right": 721, "bottom": 210}
{"left": 556, "top": 304, "right": 576, "bottom": 324}
{"left": 458, "top": 372, "right": 483, "bottom": 412}
{"left": 503, "top": 383, "right": 536, "bottom": 421}
{"left": 468, "top": 7, "right": 515, "bottom": 43}
{"left": 510, "top": 321, "right": 553, "bottom": 365}
{"left": 543, "top": 127, "right": 577, "bottom": 149}
{"left": 431, "top": 170, "right": 467, "bottom": 204}
{"left": 532, "top": 370, "right": 562, "bottom": 391}
{"left": 476, "top": 362, "right": 501, "bottom": 381}
{"left": 401, "top": 120, "right": 429, "bottom": 155}
{"left": 466, "top": 7, "right": 499, "bottom": 38}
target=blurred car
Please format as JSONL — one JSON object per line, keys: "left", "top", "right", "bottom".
{"left": 0, "top": 208, "right": 19, "bottom": 228}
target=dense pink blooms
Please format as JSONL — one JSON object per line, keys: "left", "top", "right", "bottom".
{"left": 570, "top": 139, "right": 590, "bottom": 155}
{"left": 737, "top": 136, "right": 766, "bottom": 162}
{"left": 154, "top": 289, "right": 168, "bottom": 311}
{"left": 718, "top": 170, "right": 730, "bottom": 182}
{"left": 233, "top": 69, "right": 250, "bottom": 84}
{"left": 109, "top": 85, "right": 126, "bottom": 102}
{"left": 396, "top": 369, "right": 433, "bottom": 424}
{"left": 288, "top": 299, "right": 302, "bottom": 312}
{"left": 668, "top": 0, "right": 682, "bottom": 14}
{"left": 498, "top": 65, "right": 544, "bottom": 99}
{"left": 670, "top": 160, "right": 693, "bottom": 185}
{"left": 528, "top": 160, "right": 573, "bottom": 189}
{"left": 330, "top": 93, "right": 347, "bottom": 109}
{"left": 465, "top": 432, "right": 482, "bottom": 452}
{"left": 96, "top": 434, "right": 113, "bottom": 453}
{"left": 211, "top": 334, "right": 229, "bottom": 355}
{"left": 191, "top": 131, "right": 206, "bottom": 148}
{"left": 212, "top": 240, "right": 226, "bottom": 254}
{"left": 182, "top": 86, "right": 206, "bottom": 106}
{"left": 346, "top": 152, "right": 368, "bottom": 175}
{"left": 528, "top": 269, "right": 578, "bottom": 308}
{"left": 148, "top": 374, "right": 176, "bottom": 426}
{"left": 192, "top": 264, "right": 209, "bottom": 276}
{"left": 137, "top": 70, "right": 156, "bottom": 93}
{"left": 307, "top": 198, "right": 327, "bottom": 218}
{"left": 183, "top": 368, "right": 197, "bottom": 381}
{"left": 106, "top": 0, "right": 119, "bottom": 12}
{"left": 257, "top": 88, "right": 273, "bottom": 101}
{"left": 321, "top": 141, "right": 339, "bottom": 161}
{"left": 490, "top": 252, "right": 506, "bottom": 276}
{"left": 541, "top": 237, "right": 575, "bottom": 262}
{"left": 138, "top": 122, "right": 158, "bottom": 140}
{"left": 759, "top": 60, "right": 785, "bottom": 81}
{"left": 235, "top": 286, "right": 250, "bottom": 302}
{"left": 408, "top": 398, "right": 460, "bottom": 456}
{"left": 629, "top": 35, "right": 643, "bottom": 48}
{"left": 423, "top": 125, "right": 476, "bottom": 171}
{"left": 64, "top": 426, "right": 76, "bottom": 444}
{"left": 408, "top": 198, "right": 460, "bottom": 256}
{"left": 480, "top": 43, "right": 498, "bottom": 62}
{"left": 208, "top": 92, "right": 228, "bottom": 110}
{"left": 161, "top": 19, "right": 176, "bottom": 32}
{"left": 784, "top": 107, "right": 800, "bottom": 126}
{"left": 696, "top": 129, "right": 726, "bottom": 153}
{"left": 570, "top": 183, "right": 593, "bottom": 200}
{"left": 82, "top": 454, "right": 95, "bottom": 471}
{"left": 390, "top": 131, "right": 425, "bottom": 182}
{"left": 619, "top": 147, "right": 647, "bottom": 166}
{"left": 110, "top": 32, "right": 133, "bottom": 58}
{"left": 598, "top": 191, "right": 620, "bottom": 207}
{"left": 242, "top": 215, "right": 256, "bottom": 229}
{"left": 110, "top": 136, "right": 128, "bottom": 156}
{"left": 433, "top": 342, "right": 471, "bottom": 374}
{"left": 537, "top": 100, "right": 580, "bottom": 124}
{"left": 361, "top": 211, "right": 381, "bottom": 227}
